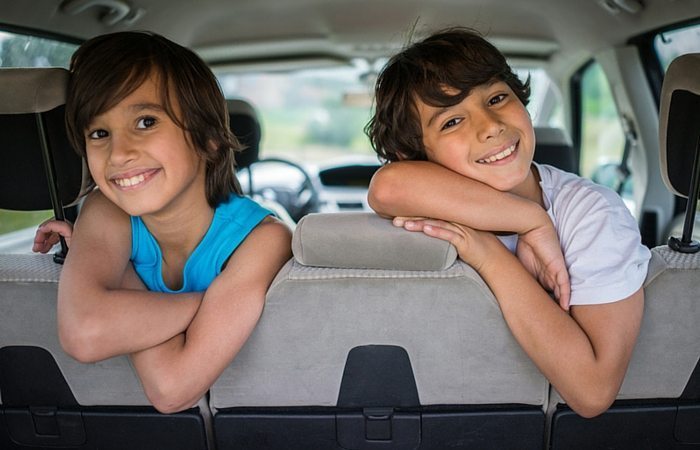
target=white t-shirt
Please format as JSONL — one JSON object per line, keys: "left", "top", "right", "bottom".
{"left": 498, "top": 163, "right": 651, "bottom": 306}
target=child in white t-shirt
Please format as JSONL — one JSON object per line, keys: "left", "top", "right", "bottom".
{"left": 366, "top": 27, "right": 651, "bottom": 418}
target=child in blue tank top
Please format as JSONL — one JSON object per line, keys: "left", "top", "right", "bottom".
{"left": 33, "top": 31, "right": 292, "bottom": 414}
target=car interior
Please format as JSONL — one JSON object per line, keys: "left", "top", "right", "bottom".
{"left": 0, "top": 0, "right": 699, "bottom": 449}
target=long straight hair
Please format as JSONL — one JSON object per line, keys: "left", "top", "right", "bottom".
{"left": 65, "top": 31, "right": 242, "bottom": 207}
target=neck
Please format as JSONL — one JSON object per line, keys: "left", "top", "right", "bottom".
{"left": 144, "top": 200, "right": 215, "bottom": 260}
{"left": 510, "top": 164, "right": 544, "bottom": 207}
{"left": 141, "top": 173, "right": 216, "bottom": 264}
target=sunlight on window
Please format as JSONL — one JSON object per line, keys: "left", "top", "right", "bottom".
{"left": 217, "top": 63, "right": 563, "bottom": 166}
{"left": 654, "top": 24, "right": 700, "bottom": 72}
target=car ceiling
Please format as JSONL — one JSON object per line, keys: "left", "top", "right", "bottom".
{"left": 1, "top": 0, "right": 698, "bottom": 76}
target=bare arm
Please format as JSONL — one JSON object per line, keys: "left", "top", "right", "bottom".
{"left": 370, "top": 161, "right": 571, "bottom": 307}
{"left": 368, "top": 161, "right": 549, "bottom": 234}
{"left": 410, "top": 219, "right": 643, "bottom": 418}
{"left": 57, "top": 191, "right": 203, "bottom": 363}
{"left": 482, "top": 240, "right": 642, "bottom": 417}
{"left": 129, "top": 218, "right": 292, "bottom": 414}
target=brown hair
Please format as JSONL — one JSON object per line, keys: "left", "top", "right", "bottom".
{"left": 65, "top": 31, "right": 241, "bottom": 207}
{"left": 365, "top": 27, "right": 531, "bottom": 162}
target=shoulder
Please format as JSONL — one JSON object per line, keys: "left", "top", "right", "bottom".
{"left": 247, "top": 216, "right": 293, "bottom": 249}
{"left": 75, "top": 190, "right": 131, "bottom": 238}
{"left": 218, "top": 216, "right": 291, "bottom": 284}
{"left": 63, "top": 191, "right": 134, "bottom": 278}
{"left": 536, "top": 164, "right": 650, "bottom": 305}
{"left": 233, "top": 216, "right": 292, "bottom": 266}
{"left": 222, "top": 214, "right": 291, "bottom": 263}
{"left": 536, "top": 164, "right": 632, "bottom": 232}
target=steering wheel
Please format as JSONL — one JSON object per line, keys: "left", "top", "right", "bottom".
{"left": 244, "top": 157, "right": 320, "bottom": 222}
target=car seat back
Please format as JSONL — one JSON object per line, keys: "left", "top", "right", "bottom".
{"left": 211, "top": 212, "right": 548, "bottom": 450}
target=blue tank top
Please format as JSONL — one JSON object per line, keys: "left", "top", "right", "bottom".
{"left": 130, "top": 195, "right": 272, "bottom": 293}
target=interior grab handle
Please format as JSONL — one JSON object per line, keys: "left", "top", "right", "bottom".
{"left": 60, "top": 0, "right": 144, "bottom": 26}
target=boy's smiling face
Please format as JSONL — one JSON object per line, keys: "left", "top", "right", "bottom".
{"left": 417, "top": 80, "right": 540, "bottom": 201}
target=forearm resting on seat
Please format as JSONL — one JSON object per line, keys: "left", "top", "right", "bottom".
{"left": 368, "top": 161, "right": 549, "bottom": 234}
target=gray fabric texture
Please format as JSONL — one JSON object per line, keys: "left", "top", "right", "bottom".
{"left": 0, "top": 254, "right": 150, "bottom": 406}
{"left": 0, "top": 68, "right": 69, "bottom": 114}
{"left": 620, "top": 246, "right": 700, "bottom": 399}
{"left": 211, "top": 259, "right": 548, "bottom": 409}
{"left": 292, "top": 212, "right": 457, "bottom": 271}
{"left": 552, "top": 246, "right": 700, "bottom": 405}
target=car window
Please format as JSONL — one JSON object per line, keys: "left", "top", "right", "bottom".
{"left": 217, "top": 62, "right": 376, "bottom": 166}
{"left": 577, "top": 61, "right": 636, "bottom": 215}
{"left": 654, "top": 22, "right": 700, "bottom": 72}
{"left": 515, "top": 67, "right": 564, "bottom": 129}
{"left": 215, "top": 63, "right": 563, "bottom": 166}
{"left": 0, "top": 31, "right": 76, "bottom": 68}
{"left": 0, "top": 30, "right": 78, "bottom": 253}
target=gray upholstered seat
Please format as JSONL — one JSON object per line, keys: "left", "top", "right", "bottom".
{"left": 211, "top": 212, "right": 548, "bottom": 449}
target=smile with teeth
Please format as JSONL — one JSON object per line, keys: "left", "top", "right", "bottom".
{"left": 477, "top": 144, "right": 517, "bottom": 164}
{"left": 112, "top": 170, "right": 155, "bottom": 188}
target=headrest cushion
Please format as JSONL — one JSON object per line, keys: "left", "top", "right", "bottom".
{"left": 292, "top": 212, "right": 457, "bottom": 271}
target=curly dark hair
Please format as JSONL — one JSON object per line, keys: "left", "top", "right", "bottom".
{"left": 65, "top": 31, "right": 241, "bottom": 207}
{"left": 365, "top": 27, "right": 531, "bottom": 162}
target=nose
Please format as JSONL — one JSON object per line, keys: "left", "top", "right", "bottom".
{"left": 474, "top": 108, "right": 505, "bottom": 142}
{"left": 108, "top": 132, "right": 137, "bottom": 167}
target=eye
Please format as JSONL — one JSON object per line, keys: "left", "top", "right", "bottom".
{"left": 488, "top": 93, "right": 507, "bottom": 106}
{"left": 441, "top": 117, "right": 463, "bottom": 130}
{"left": 87, "top": 129, "right": 109, "bottom": 139}
{"left": 136, "top": 116, "right": 157, "bottom": 129}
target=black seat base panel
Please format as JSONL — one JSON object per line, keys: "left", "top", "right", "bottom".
{"left": 214, "top": 405, "right": 545, "bottom": 450}
{"left": 550, "top": 400, "right": 700, "bottom": 450}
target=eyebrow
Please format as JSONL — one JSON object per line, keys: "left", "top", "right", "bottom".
{"left": 128, "top": 102, "right": 166, "bottom": 113}
{"left": 424, "top": 80, "right": 509, "bottom": 128}
{"left": 425, "top": 105, "right": 452, "bottom": 128}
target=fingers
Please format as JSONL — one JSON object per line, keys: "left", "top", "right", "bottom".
{"left": 542, "top": 268, "right": 571, "bottom": 311}
{"left": 557, "top": 275, "right": 572, "bottom": 311}
{"left": 392, "top": 216, "right": 428, "bottom": 227}
{"left": 400, "top": 218, "right": 461, "bottom": 236}
{"left": 32, "top": 233, "right": 59, "bottom": 253}
{"left": 32, "top": 220, "right": 73, "bottom": 253}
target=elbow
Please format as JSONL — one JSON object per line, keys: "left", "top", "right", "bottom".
{"left": 367, "top": 165, "right": 400, "bottom": 215}
{"left": 58, "top": 320, "right": 108, "bottom": 363}
{"left": 143, "top": 376, "right": 198, "bottom": 414}
{"left": 567, "top": 386, "right": 617, "bottom": 419}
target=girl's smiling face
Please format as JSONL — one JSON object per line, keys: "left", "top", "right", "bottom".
{"left": 84, "top": 74, "right": 207, "bottom": 220}
{"left": 417, "top": 81, "right": 539, "bottom": 200}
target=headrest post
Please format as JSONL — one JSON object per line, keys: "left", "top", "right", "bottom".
{"left": 35, "top": 113, "right": 69, "bottom": 263}
{"left": 246, "top": 166, "right": 254, "bottom": 196}
{"left": 668, "top": 134, "right": 700, "bottom": 253}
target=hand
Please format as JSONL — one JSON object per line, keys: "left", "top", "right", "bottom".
{"left": 517, "top": 224, "right": 571, "bottom": 310}
{"left": 32, "top": 219, "right": 73, "bottom": 253}
{"left": 395, "top": 217, "right": 498, "bottom": 271}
